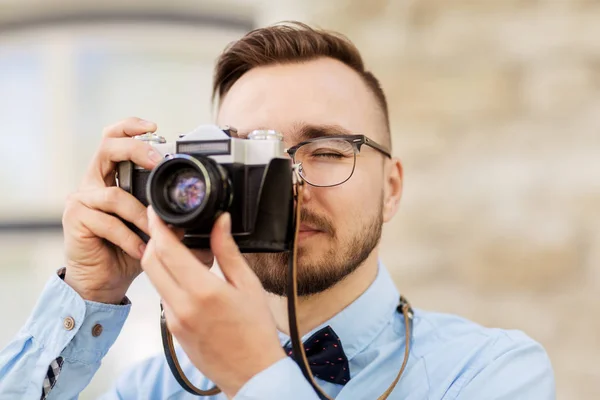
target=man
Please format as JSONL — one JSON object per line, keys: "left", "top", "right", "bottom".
{"left": 0, "top": 22, "right": 555, "bottom": 399}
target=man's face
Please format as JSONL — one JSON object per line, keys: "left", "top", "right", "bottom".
{"left": 217, "top": 58, "right": 389, "bottom": 296}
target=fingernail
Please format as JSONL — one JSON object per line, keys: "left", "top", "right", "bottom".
{"left": 139, "top": 243, "right": 146, "bottom": 257}
{"left": 140, "top": 119, "right": 155, "bottom": 127}
{"left": 148, "top": 150, "right": 162, "bottom": 163}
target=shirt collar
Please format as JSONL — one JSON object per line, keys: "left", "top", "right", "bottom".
{"left": 278, "top": 260, "right": 400, "bottom": 361}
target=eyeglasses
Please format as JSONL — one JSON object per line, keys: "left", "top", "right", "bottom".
{"left": 285, "top": 134, "right": 392, "bottom": 187}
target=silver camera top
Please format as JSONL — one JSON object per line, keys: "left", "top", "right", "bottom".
{"left": 135, "top": 124, "right": 287, "bottom": 166}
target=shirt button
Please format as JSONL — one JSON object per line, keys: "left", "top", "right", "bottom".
{"left": 92, "top": 324, "right": 103, "bottom": 337}
{"left": 63, "top": 316, "right": 75, "bottom": 331}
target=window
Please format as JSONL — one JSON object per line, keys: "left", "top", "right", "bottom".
{"left": 0, "top": 14, "right": 251, "bottom": 225}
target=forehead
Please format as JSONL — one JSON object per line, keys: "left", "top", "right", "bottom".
{"left": 216, "top": 58, "right": 383, "bottom": 144}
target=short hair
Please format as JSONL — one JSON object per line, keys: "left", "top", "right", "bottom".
{"left": 212, "top": 21, "right": 391, "bottom": 147}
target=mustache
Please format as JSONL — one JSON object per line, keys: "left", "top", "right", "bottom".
{"left": 300, "top": 209, "right": 334, "bottom": 235}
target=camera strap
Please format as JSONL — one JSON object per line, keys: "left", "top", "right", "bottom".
{"left": 286, "top": 169, "right": 414, "bottom": 400}
{"left": 158, "top": 164, "right": 414, "bottom": 398}
{"left": 160, "top": 302, "right": 221, "bottom": 396}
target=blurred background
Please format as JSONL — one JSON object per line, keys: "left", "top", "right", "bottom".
{"left": 0, "top": 0, "right": 598, "bottom": 398}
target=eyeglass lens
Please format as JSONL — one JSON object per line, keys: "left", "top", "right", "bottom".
{"left": 293, "top": 138, "right": 357, "bottom": 187}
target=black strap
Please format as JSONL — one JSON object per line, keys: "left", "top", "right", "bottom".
{"left": 159, "top": 296, "right": 413, "bottom": 398}
{"left": 160, "top": 303, "right": 221, "bottom": 396}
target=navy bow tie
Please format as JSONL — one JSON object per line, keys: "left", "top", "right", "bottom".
{"left": 284, "top": 325, "right": 351, "bottom": 385}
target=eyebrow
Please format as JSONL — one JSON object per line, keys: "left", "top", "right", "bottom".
{"left": 236, "top": 123, "right": 354, "bottom": 143}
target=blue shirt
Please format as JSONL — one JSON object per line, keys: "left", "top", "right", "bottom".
{"left": 0, "top": 263, "right": 555, "bottom": 399}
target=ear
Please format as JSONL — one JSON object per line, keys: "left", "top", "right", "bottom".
{"left": 382, "top": 157, "right": 403, "bottom": 223}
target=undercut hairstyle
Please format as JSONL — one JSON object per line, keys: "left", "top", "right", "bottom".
{"left": 212, "top": 21, "right": 391, "bottom": 148}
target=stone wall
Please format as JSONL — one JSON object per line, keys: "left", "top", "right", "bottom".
{"left": 258, "top": 1, "right": 600, "bottom": 398}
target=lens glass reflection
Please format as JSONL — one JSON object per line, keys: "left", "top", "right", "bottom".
{"left": 166, "top": 169, "right": 206, "bottom": 213}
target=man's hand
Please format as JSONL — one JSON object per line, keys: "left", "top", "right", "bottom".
{"left": 62, "top": 117, "right": 163, "bottom": 304}
{"left": 141, "top": 206, "right": 286, "bottom": 398}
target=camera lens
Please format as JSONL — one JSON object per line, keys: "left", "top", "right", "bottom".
{"left": 165, "top": 169, "right": 206, "bottom": 213}
{"left": 146, "top": 154, "right": 231, "bottom": 229}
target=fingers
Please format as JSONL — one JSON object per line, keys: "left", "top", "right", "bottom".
{"left": 141, "top": 239, "right": 186, "bottom": 305}
{"left": 73, "top": 187, "right": 150, "bottom": 236}
{"left": 82, "top": 118, "right": 163, "bottom": 188}
{"left": 86, "top": 137, "right": 162, "bottom": 187}
{"left": 66, "top": 204, "right": 146, "bottom": 259}
{"left": 145, "top": 206, "right": 223, "bottom": 290}
{"left": 210, "top": 212, "right": 260, "bottom": 289}
{"left": 102, "top": 117, "right": 157, "bottom": 139}
{"left": 99, "top": 136, "right": 162, "bottom": 174}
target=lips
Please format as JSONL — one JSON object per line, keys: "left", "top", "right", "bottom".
{"left": 299, "top": 224, "right": 320, "bottom": 233}
{"left": 297, "top": 224, "right": 323, "bottom": 240}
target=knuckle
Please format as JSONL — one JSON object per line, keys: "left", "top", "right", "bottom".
{"left": 102, "top": 186, "right": 121, "bottom": 206}
{"left": 179, "top": 304, "right": 196, "bottom": 322}
{"left": 96, "top": 137, "right": 112, "bottom": 159}
{"left": 62, "top": 193, "right": 81, "bottom": 221}
{"left": 184, "top": 307, "right": 202, "bottom": 328}
{"left": 64, "top": 191, "right": 78, "bottom": 208}
{"left": 120, "top": 225, "right": 138, "bottom": 246}
{"left": 102, "top": 122, "right": 119, "bottom": 138}
{"left": 105, "top": 216, "right": 121, "bottom": 233}
{"left": 167, "top": 317, "right": 185, "bottom": 335}
{"left": 100, "top": 136, "right": 111, "bottom": 147}
{"left": 171, "top": 306, "right": 195, "bottom": 332}
{"left": 194, "top": 287, "right": 220, "bottom": 306}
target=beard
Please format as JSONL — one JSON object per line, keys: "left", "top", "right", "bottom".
{"left": 243, "top": 204, "right": 383, "bottom": 297}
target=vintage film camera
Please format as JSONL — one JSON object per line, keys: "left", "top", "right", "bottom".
{"left": 116, "top": 125, "right": 294, "bottom": 252}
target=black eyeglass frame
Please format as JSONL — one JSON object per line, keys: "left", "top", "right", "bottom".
{"left": 285, "top": 134, "right": 392, "bottom": 187}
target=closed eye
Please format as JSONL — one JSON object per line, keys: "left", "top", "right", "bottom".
{"left": 312, "top": 152, "right": 345, "bottom": 159}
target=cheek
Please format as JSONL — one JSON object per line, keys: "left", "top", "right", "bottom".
{"left": 313, "top": 171, "right": 380, "bottom": 231}
{"left": 347, "top": 163, "right": 383, "bottom": 205}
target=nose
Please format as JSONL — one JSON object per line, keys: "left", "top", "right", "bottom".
{"left": 299, "top": 178, "right": 312, "bottom": 203}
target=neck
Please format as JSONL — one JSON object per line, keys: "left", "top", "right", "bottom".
{"left": 268, "top": 250, "right": 380, "bottom": 337}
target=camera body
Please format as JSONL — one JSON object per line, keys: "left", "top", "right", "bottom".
{"left": 117, "top": 125, "right": 294, "bottom": 252}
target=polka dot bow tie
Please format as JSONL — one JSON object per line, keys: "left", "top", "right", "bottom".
{"left": 284, "top": 325, "right": 351, "bottom": 385}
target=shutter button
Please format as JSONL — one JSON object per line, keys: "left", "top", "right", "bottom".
{"left": 92, "top": 324, "right": 103, "bottom": 337}
{"left": 63, "top": 317, "right": 75, "bottom": 331}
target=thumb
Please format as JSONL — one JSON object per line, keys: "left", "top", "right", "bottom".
{"left": 210, "top": 212, "right": 258, "bottom": 289}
